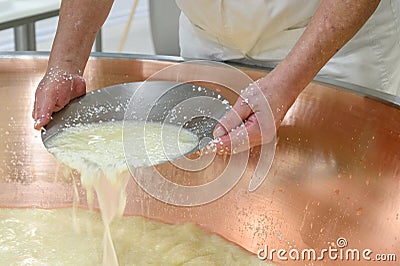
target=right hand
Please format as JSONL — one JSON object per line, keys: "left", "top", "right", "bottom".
{"left": 32, "top": 67, "right": 86, "bottom": 130}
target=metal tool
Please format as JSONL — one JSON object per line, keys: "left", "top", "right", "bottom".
{"left": 41, "top": 81, "right": 230, "bottom": 153}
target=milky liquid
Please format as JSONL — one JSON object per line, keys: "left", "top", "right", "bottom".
{"left": 45, "top": 121, "right": 199, "bottom": 265}
{"left": 0, "top": 208, "right": 268, "bottom": 265}
{"left": 41, "top": 120, "right": 269, "bottom": 265}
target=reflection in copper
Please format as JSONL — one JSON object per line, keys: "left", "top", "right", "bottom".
{"left": 0, "top": 54, "right": 399, "bottom": 265}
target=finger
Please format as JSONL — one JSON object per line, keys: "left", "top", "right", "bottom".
{"left": 218, "top": 113, "right": 261, "bottom": 154}
{"left": 33, "top": 88, "right": 57, "bottom": 130}
{"left": 213, "top": 95, "right": 252, "bottom": 138}
{"left": 216, "top": 108, "right": 276, "bottom": 154}
{"left": 34, "top": 116, "right": 52, "bottom": 130}
{"left": 32, "top": 82, "right": 45, "bottom": 120}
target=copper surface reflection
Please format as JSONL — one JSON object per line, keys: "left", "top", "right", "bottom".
{"left": 0, "top": 54, "right": 399, "bottom": 265}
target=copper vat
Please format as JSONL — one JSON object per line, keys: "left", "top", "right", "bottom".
{"left": 0, "top": 52, "right": 399, "bottom": 265}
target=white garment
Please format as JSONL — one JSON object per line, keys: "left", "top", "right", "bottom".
{"left": 175, "top": 0, "right": 400, "bottom": 96}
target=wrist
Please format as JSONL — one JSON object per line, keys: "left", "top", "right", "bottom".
{"left": 47, "top": 57, "right": 84, "bottom": 76}
{"left": 40, "top": 66, "right": 85, "bottom": 90}
{"left": 47, "top": 45, "right": 88, "bottom": 76}
{"left": 256, "top": 69, "right": 302, "bottom": 127}
{"left": 45, "top": 61, "right": 83, "bottom": 78}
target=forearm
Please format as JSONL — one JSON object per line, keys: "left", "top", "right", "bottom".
{"left": 261, "top": 0, "right": 380, "bottom": 124}
{"left": 48, "top": 0, "right": 114, "bottom": 74}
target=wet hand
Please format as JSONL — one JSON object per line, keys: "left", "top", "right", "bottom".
{"left": 32, "top": 67, "right": 86, "bottom": 130}
{"left": 212, "top": 79, "right": 277, "bottom": 154}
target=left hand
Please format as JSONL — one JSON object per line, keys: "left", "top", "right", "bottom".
{"left": 212, "top": 77, "right": 277, "bottom": 154}
{"left": 212, "top": 0, "right": 381, "bottom": 154}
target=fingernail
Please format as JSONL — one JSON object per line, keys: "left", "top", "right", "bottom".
{"left": 213, "top": 125, "right": 226, "bottom": 138}
{"left": 34, "top": 119, "right": 41, "bottom": 129}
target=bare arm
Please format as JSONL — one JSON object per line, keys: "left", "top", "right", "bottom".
{"left": 264, "top": 0, "right": 381, "bottom": 124}
{"left": 33, "top": 0, "right": 114, "bottom": 129}
{"left": 48, "top": 0, "right": 114, "bottom": 74}
{"left": 215, "top": 0, "right": 381, "bottom": 152}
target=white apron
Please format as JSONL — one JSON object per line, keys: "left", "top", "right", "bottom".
{"left": 175, "top": 0, "right": 400, "bottom": 96}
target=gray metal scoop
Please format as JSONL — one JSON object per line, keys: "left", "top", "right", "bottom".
{"left": 41, "top": 81, "right": 230, "bottom": 152}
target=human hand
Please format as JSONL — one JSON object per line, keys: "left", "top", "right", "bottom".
{"left": 32, "top": 67, "right": 86, "bottom": 130}
{"left": 212, "top": 78, "right": 277, "bottom": 154}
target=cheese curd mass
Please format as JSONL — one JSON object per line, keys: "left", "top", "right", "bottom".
{"left": 0, "top": 208, "right": 266, "bottom": 265}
